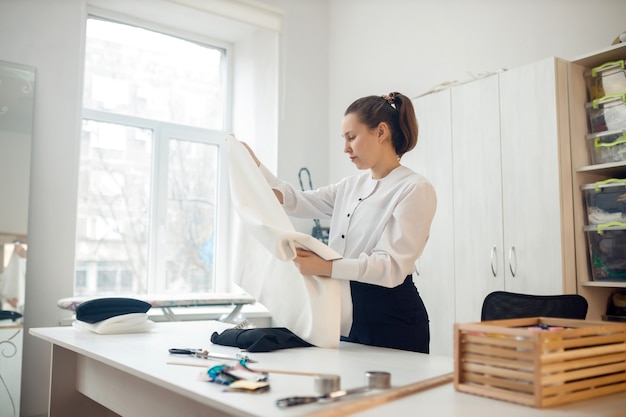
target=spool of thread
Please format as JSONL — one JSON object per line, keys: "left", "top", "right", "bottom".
{"left": 314, "top": 374, "right": 341, "bottom": 396}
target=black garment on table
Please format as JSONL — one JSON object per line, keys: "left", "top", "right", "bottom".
{"left": 341, "top": 275, "right": 430, "bottom": 353}
{"left": 210, "top": 327, "right": 314, "bottom": 352}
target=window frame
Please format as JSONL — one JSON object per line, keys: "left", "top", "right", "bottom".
{"left": 77, "top": 13, "right": 234, "bottom": 295}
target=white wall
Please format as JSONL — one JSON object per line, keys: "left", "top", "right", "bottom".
{"left": 2, "top": 0, "right": 625, "bottom": 415}
{"left": 0, "top": 2, "right": 85, "bottom": 416}
{"left": 325, "top": 0, "right": 626, "bottom": 182}
{"left": 257, "top": 0, "right": 331, "bottom": 232}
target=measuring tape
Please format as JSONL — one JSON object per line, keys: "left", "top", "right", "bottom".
{"left": 300, "top": 372, "right": 454, "bottom": 417}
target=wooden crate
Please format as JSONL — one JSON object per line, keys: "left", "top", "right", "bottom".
{"left": 454, "top": 317, "right": 626, "bottom": 407}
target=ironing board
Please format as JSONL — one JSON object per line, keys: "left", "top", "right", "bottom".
{"left": 57, "top": 292, "right": 255, "bottom": 322}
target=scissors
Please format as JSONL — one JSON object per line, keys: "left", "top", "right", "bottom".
{"left": 168, "top": 348, "right": 257, "bottom": 363}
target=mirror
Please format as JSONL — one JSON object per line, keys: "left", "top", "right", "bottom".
{"left": 0, "top": 60, "right": 34, "bottom": 417}
{"left": 0, "top": 60, "right": 33, "bottom": 315}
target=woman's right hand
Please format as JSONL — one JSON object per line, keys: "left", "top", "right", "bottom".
{"left": 240, "top": 141, "right": 261, "bottom": 167}
{"left": 236, "top": 137, "right": 284, "bottom": 203}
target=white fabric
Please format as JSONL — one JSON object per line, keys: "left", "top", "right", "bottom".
{"left": 226, "top": 136, "right": 342, "bottom": 348}
{"left": 259, "top": 162, "right": 437, "bottom": 335}
{"left": 73, "top": 313, "right": 155, "bottom": 334}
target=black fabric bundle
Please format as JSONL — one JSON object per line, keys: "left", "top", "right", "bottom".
{"left": 210, "top": 327, "right": 314, "bottom": 352}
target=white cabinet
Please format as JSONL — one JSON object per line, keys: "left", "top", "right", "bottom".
{"left": 408, "top": 89, "right": 455, "bottom": 357}
{"left": 450, "top": 74, "right": 505, "bottom": 323}
{"left": 0, "top": 325, "right": 22, "bottom": 417}
{"left": 410, "top": 57, "right": 576, "bottom": 356}
{"left": 498, "top": 58, "right": 575, "bottom": 296}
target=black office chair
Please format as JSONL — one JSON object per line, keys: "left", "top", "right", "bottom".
{"left": 480, "top": 291, "right": 588, "bottom": 321}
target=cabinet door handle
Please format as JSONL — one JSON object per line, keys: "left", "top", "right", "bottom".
{"left": 508, "top": 246, "right": 517, "bottom": 277}
{"left": 490, "top": 246, "right": 498, "bottom": 277}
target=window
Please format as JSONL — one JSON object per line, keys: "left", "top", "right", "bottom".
{"left": 75, "top": 17, "right": 229, "bottom": 296}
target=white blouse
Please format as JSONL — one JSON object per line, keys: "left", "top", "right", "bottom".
{"left": 259, "top": 164, "right": 437, "bottom": 335}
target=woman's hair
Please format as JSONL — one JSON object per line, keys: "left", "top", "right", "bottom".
{"left": 344, "top": 92, "right": 418, "bottom": 159}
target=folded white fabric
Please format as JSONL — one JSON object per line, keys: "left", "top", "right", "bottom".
{"left": 73, "top": 313, "right": 155, "bottom": 334}
{"left": 226, "top": 136, "right": 342, "bottom": 348}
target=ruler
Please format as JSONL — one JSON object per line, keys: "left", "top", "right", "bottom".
{"left": 300, "top": 372, "right": 454, "bottom": 417}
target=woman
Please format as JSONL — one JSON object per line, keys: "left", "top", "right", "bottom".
{"left": 245, "top": 92, "right": 436, "bottom": 353}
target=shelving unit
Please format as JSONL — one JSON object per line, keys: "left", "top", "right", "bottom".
{"left": 410, "top": 44, "right": 626, "bottom": 355}
{"left": 569, "top": 43, "right": 626, "bottom": 320}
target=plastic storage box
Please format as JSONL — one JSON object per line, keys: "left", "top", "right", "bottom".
{"left": 454, "top": 317, "right": 626, "bottom": 408}
{"left": 586, "top": 129, "right": 626, "bottom": 164}
{"left": 584, "top": 60, "right": 626, "bottom": 100}
{"left": 583, "top": 223, "right": 626, "bottom": 281}
{"left": 582, "top": 178, "right": 626, "bottom": 224}
{"left": 586, "top": 94, "right": 626, "bottom": 133}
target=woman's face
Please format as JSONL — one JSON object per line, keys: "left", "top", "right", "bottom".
{"left": 341, "top": 112, "right": 382, "bottom": 170}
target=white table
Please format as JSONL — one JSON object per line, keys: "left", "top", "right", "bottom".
{"left": 30, "top": 321, "right": 626, "bottom": 417}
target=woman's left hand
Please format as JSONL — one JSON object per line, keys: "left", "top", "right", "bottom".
{"left": 293, "top": 248, "right": 332, "bottom": 277}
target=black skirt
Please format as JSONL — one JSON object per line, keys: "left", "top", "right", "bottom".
{"left": 341, "top": 275, "right": 430, "bottom": 353}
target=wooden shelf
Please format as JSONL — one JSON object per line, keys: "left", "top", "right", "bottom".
{"left": 582, "top": 281, "right": 626, "bottom": 288}
{"left": 570, "top": 43, "right": 626, "bottom": 67}
{"left": 577, "top": 161, "right": 626, "bottom": 176}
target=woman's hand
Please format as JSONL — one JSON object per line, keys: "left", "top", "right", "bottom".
{"left": 235, "top": 136, "right": 284, "bottom": 203}
{"left": 240, "top": 141, "right": 261, "bottom": 167}
{"left": 293, "top": 248, "right": 332, "bottom": 277}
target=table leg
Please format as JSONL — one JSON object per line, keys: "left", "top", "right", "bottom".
{"left": 49, "top": 345, "right": 118, "bottom": 417}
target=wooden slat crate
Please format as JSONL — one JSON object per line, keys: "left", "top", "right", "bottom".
{"left": 454, "top": 317, "right": 626, "bottom": 407}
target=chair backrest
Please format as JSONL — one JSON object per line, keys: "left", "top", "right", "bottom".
{"left": 480, "top": 291, "right": 588, "bottom": 321}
